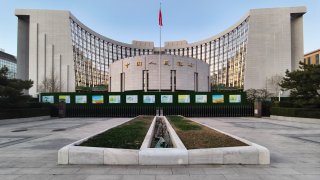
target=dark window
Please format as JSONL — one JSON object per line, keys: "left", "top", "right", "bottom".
{"left": 308, "top": 57, "right": 311, "bottom": 64}
{"left": 170, "top": 70, "right": 176, "bottom": 91}
{"left": 120, "top": 73, "right": 125, "bottom": 92}
{"left": 109, "top": 77, "right": 111, "bottom": 91}
{"left": 316, "top": 54, "right": 319, "bottom": 65}
{"left": 194, "top": 72, "right": 198, "bottom": 91}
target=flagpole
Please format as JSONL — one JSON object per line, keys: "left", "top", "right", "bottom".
{"left": 158, "top": 2, "right": 162, "bottom": 92}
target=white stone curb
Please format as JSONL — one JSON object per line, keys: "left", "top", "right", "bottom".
{"left": 187, "top": 118, "right": 270, "bottom": 165}
{"left": 58, "top": 116, "right": 270, "bottom": 165}
{"left": 58, "top": 117, "right": 139, "bottom": 165}
{"left": 139, "top": 116, "right": 188, "bottom": 165}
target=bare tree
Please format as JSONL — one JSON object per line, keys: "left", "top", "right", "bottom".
{"left": 267, "top": 74, "right": 283, "bottom": 96}
{"left": 38, "top": 72, "right": 61, "bottom": 93}
{"left": 245, "top": 88, "right": 272, "bottom": 102}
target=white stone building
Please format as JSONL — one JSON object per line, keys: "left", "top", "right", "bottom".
{"left": 15, "top": 7, "right": 306, "bottom": 96}
{"left": 109, "top": 55, "right": 210, "bottom": 92}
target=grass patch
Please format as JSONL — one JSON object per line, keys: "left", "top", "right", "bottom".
{"left": 166, "top": 115, "right": 247, "bottom": 149}
{"left": 78, "top": 115, "right": 153, "bottom": 149}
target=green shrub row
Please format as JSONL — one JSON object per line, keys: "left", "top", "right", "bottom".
{"left": 270, "top": 107, "right": 320, "bottom": 119}
{"left": 0, "top": 108, "right": 50, "bottom": 120}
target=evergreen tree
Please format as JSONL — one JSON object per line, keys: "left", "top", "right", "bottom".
{"left": 0, "top": 67, "right": 33, "bottom": 107}
{"left": 280, "top": 62, "right": 320, "bottom": 107}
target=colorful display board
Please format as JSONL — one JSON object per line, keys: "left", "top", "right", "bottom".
{"left": 92, "top": 95, "right": 104, "bottom": 104}
{"left": 75, "top": 95, "right": 87, "bottom": 104}
{"left": 126, "top": 95, "right": 138, "bottom": 103}
{"left": 195, "top": 95, "right": 207, "bottom": 103}
{"left": 229, "top": 95, "right": 241, "bottom": 103}
{"left": 41, "top": 92, "right": 247, "bottom": 105}
{"left": 42, "top": 96, "right": 54, "bottom": 104}
{"left": 109, "top": 95, "right": 121, "bottom": 104}
{"left": 178, "top": 95, "right": 190, "bottom": 103}
{"left": 212, "top": 95, "right": 224, "bottom": 103}
{"left": 143, "top": 95, "right": 155, "bottom": 103}
{"left": 161, "top": 95, "right": 173, "bottom": 103}
{"left": 59, "top": 95, "right": 70, "bottom": 103}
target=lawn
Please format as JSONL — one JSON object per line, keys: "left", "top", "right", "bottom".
{"left": 166, "top": 115, "right": 247, "bottom": 149}
{"left": 78, "top": 115, "right": 153, "bottom": 149}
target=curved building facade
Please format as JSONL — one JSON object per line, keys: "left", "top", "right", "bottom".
{"left": 0, "top": 50, "right": 17, "bottom": 79}
{"left": 15, "top": 7, "right": 306, "bottom": 96}
{"left": 109, "top": 55, "right": 210, "bottom": 92}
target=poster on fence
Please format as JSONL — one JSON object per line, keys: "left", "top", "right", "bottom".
{"left": 195, "top": 95, "right": 207, "bottom": 103}
{"left": 109, "top": 95, "right": 121, "bottom": 104}
{"left": 92, "top": 95, "right": 103, "bottom": 104}
{"left": 229, "top": 95, "right": 241, "bottom": 103}
{"left": 161, "top": 95, "right": 173, "bottom": 103}
{"left": 92, "top": 95, "right": 104, "bottom": 104}
{"left": 42, "top": 96, "right": 54, "bottom": 104}
{"left": 212, "top": 95, "right": 224, "bottom": 103}
{"left": 178, "top": 95, "right": 190, "bottom": 103}
{"left": 143, "top": 95, "right": 155, "bottom": 103}
{"left": 126, "top": 95, "right": 138, "bottom": 103}
{"left": 75, "top": 95, "right": 87, "bottom": 104}
{"left": 59, "top": 95, "right": 70, "bottom": 103}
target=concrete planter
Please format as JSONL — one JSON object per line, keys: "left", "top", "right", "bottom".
{"left": 188, "top": 144, "right": 269, "bottom": 165}
{"left": 187, "top": 119, "right": 270, "bottom": 165}
{"left": 58, "top": 116, "right": 270, "bottom": 165}
{"left": 58, "top": 117, "right": 141, "bottom": 165}
{"left": 139, "top": 116, "right": 188, "bottom": 165}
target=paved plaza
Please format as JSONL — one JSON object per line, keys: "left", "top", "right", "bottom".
{"left": 0, "top": 116, "right": 319, "bottom": 180}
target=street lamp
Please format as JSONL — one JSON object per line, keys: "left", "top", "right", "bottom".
{"left": 278, "top": 90, "right": 283, "bottom": 102}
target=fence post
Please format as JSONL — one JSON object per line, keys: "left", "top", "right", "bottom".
{"left": 58, "top": 102, "right": 66, "bottom": 118}
{"left": 254, "top": 100, "right": 262, "bottom": 117}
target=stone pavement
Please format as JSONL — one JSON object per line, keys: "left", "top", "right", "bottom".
{"left": 0, "top": 116, "right": 319, "bottom": 180}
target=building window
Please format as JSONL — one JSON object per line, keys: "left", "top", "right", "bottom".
{"left": 142, "top": 70, "right": 149, "bottom": 91}
{"left": 170, "top": 70, "right": 176, "bottom": 91}
{"left": 120, "top": 72, "right": 125, "bottom": 92}
{"left": 194, "top": 72, "right": 198, "bottom": 91}
{"left": 308, "top": 57, "right": 311, "bottom": 64}
{"left": 316, "top": 54, "right": 319, "bottom": 65}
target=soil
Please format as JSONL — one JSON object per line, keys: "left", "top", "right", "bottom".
{"left": 166, "top": 116, "right": 247, "bottom": 149}
{"left": 78, "top": 115, "right": 153, "bottom": 149}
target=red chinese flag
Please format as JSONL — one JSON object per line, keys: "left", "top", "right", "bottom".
{"left": 159, "top": 8, "right": 163, "bottom": 27}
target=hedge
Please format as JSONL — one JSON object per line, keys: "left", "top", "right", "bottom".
{"left": 0, "top": 108, "right": 50, "bottom": 120}
{"left": 271, "top": 107, "right": 320, "bottom": 119}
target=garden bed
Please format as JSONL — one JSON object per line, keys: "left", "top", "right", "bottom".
{"left": 59, "top": 116, "right": 269, "bottom": 165}
{"left": 166, "top": 115, "right": 247, "bottom": 149}
{"left": 78, "top": 115, "right": 153, "bottom": 149}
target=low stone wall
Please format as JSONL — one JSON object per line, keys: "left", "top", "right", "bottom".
{"left": 58, "top": 116, "right": 270, "bottom": 165}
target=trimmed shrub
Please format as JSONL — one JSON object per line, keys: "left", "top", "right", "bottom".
{"left": 271, "top": 107, "right": 320, "bottom": 119}
{"left": 0, "top": 108, "right": 50, "bottom": 120}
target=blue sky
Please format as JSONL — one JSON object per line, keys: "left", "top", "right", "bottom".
{"left": 0, "top": 0, "right": 319, "bottom": 56}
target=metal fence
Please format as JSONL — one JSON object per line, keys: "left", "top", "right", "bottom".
{"left": 65, "top": 105, "right": 156, "bottom": 117}
{"left": 162, "top": 105, "right": 254, "bottom": 117}
{"left": 55, "top": 104, "right": 254, "bottom": 117}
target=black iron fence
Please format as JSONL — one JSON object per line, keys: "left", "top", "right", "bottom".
{"left": 162, "top": 105, "right": 254, "bottom": 117}
{"left": 65, "top": 105, "right": 156, "bottom": 117}
{"left": 53, "top": 104, "right": 254, "bottom": 117}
